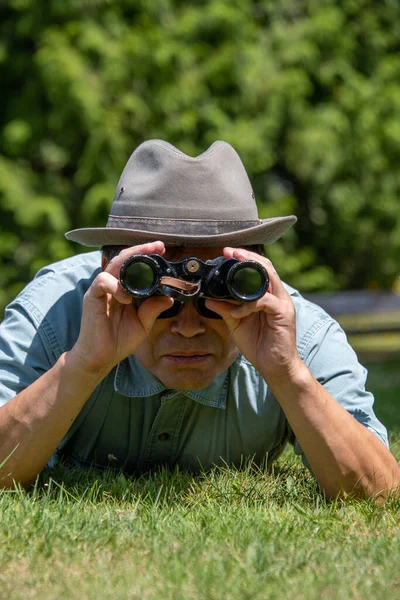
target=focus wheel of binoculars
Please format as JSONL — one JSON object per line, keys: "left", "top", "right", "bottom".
{"left": 119, "top": 254, "right": 269, "bottom": 303}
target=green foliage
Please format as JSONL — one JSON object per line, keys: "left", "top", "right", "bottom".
{"left": 1, "top": 0, "right": 400, "bottom": 315}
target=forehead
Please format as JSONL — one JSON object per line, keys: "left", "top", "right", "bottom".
{"left": 164, "top": 246, "right": 225, "bottom": 262}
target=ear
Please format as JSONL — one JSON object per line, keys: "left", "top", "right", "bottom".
{"left": 101, "top": 255, "right": 108, "bottom": 271}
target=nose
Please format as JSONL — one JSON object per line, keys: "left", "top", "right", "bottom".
{"left": 169, "top": 302, "right": 207, "bottom": 338}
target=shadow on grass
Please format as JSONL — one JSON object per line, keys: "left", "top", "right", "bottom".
{"left": 17, "top": 455, "right": 324, "bottom": 509}
{"left": 3, "top": 454, "right": 393, "bottom": 515}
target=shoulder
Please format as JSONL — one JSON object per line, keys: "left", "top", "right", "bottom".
{"left": 0, "top": 252, "right": 101, "bottom": 403}
{"left": 2, "top": 252, "right": 102, "bottom": 356}
{"left": 283, "top": 282, "right": 366, "bottom": 374}
{"left": 32, "top": 251, "right": 102, "bottom": 289}
{"left": 12, "top": 252, "right": 102, "bottom": 320}
{"left": 283, "top": 281, "right": 332, "bottom": 323}
{"left": 283, "top": 283, "right": 335, "bottom": 357}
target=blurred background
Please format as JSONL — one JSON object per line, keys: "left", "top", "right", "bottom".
{"left": 1, "top": 0, "right": 400, "bottom": 359}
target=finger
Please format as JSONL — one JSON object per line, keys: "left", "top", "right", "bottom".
{"left": 207, "top": 293, "right": 282, "bottom": 320}
{"left": 105, "top": 241, "right": 166, "bottom": 276}
{"left": 229, "top": 294, "right": 283, "bottom": 318}
{"left": 89, "top": 272, "right": 133, "bottom": 305}
{"left": 137, "top": 296, "right": 174, "bottom": 333}
{"left": 205, "top": 298, "right": 239, "bottom": 317}
{"left": 204, "top": 299, "right": 243, "bottom": 332}
{"left": 223, "top": 247, "right": 289, "bottom": 301}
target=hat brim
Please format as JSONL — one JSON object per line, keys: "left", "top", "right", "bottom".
{"left": 65, "top": 216, "right": 297, "bottom": 248}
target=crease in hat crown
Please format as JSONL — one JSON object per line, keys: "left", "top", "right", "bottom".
{"left": 65, "top": 139, "right": 297, "bottom": 247}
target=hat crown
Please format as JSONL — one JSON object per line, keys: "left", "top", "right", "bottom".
{"left": 111, "top": 140, "right": 259, "bottom": 222}
{"left": 65, "top": 139, "right": 297, "bottom": 247}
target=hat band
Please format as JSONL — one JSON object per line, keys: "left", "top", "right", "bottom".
{"left": 106, "top": 215, "right": 262, "bottom": 236}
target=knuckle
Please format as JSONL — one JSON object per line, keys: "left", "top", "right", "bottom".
{"left": 95, "top": 272, "right": 111, "bottom": 286}
{"left": 91, "top": 272, "right": 117, "bottom": 296}
{"left": 263, "top": 258, "right": 277, "bottom": 273}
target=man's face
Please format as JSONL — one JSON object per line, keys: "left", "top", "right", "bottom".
{"left": 134, "top": 247, "right": 239, "bottom": 390}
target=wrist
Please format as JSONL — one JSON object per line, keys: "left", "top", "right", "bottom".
{"left": 264, "top": 358, "right": 312, "bottom": 397}
{"left": 63, "top": 348, "right": 113, "bottom": 386}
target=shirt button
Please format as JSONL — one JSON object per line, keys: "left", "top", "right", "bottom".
{"left": 158, "top": 432, "right": 170, "bottom": 441}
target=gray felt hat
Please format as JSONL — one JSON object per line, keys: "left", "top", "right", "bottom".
{"left": 65, "top": 140, "right": 297, "bottom": 247}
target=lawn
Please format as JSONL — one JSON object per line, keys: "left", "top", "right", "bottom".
{"left": 0, "top": 362, "right": 399, "bottom": 600}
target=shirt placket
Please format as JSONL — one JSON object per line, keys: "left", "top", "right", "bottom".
{"left": 140, "top": 392, "right": 188, "bottom": 468}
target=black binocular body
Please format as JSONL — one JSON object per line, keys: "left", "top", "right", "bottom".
{"left": 119, "top": 254, "right": 269, "bottom": 307}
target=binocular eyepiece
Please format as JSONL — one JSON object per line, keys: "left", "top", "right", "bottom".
{"left": 119, "top": 254, "right": 269, "bottom": 309}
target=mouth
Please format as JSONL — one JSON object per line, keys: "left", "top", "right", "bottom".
{"left": 163, "top": 351, "right": 212, "bottom": 365}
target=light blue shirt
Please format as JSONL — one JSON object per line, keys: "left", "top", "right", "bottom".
{"left": 0, "top": 252, "right": 389, "bottom": 473}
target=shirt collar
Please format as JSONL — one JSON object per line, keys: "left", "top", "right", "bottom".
{"left": 114, "top": 355, "right": 229, "bottom": 409}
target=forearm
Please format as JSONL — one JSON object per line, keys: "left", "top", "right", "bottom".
{"left": 267, "top": 361, "right": 400, "bottom": 499}
{"left": 0, "top": 351, "right": 107, "bottom": 488}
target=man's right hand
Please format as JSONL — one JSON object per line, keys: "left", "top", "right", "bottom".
{"left": 69, "top": 241, "right": 173, "bottom": 377}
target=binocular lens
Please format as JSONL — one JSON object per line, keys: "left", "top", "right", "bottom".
{"left": 228, "top": 264, "right": 268, "bottom": 301}
{"left": 120, "top": 254, "right": 268, "bottom": 305}
{"left": 123, "top": 260, "right": 157, "bottom": 295}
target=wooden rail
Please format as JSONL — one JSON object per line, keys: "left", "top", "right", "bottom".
{"left": 305, "top": 292, "right": 400, "bottom": 362}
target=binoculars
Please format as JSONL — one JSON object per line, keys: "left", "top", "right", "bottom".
{"left": 119, "top": 254, "right": 269, "bottom": 319}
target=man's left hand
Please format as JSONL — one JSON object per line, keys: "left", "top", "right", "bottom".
{"left": 206, "top": 247, "right": 302, "bottom": 384}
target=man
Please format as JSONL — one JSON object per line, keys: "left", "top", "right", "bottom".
{"left": 0, "top": 140, "right": 399, "bottom": 498}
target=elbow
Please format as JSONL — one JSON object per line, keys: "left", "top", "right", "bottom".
{"left": 0, "top": 474, "right": 34, "bottom": 490}
{"left": 322, "top": 466, "right": 400, "bottom": 502}
{"left": 0, "top": 465, "right": 37, "bottom": 490}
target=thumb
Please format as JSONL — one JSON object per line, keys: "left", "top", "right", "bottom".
{"left": 137, "top": 296, "right": 174, "bottom": 334}
{"left": 205, "top": 299, "right": 242, "bottom": 334}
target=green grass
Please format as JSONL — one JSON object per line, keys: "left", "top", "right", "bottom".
{"left": 367, "top": 360, "right": 400, "bottom": 457}
{"left": 0, "top": 362, "right": 399, "bottom": 600}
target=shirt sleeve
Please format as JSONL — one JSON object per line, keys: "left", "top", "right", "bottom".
{"left": 0, "top": 300, "right": 57, "bottom": 407}
{"left": 293, "top": 315, "right": 389, "bottom": 466}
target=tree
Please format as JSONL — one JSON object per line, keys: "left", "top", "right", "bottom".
{"left": 1, "top": 0, "right": 400, "bottom": 316}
